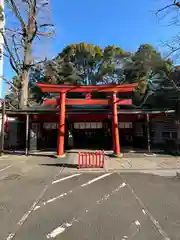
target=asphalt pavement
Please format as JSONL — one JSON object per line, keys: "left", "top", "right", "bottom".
{"left": 0, "top": 156, "right": 180, "bottom": 240}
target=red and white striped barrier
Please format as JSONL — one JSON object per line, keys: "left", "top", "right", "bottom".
{"left": 78, "top": 151, "right": 105, "bottom": 169}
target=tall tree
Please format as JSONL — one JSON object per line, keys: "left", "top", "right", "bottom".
{"left": 6, "top": 42, "right": 174, "bottom": 107}
{"left": 58, "top": 43, "right": 103, "bottom": 85}
{"left": 125, "top": 45, "right": 171, "bottom": 87}
{"left": 5, "top": 75, "right": 20, "bottom": 109}
{"left": 45, "top": 57, "right": 83, "bottom": 85}
{"left": 98, "top": 45, "right": 131, "bottom": 84}
{"left": 5, "top": 69, "right": 47, "bottom": 109}
{"left": 124, "top": 44, "right": 172, "bottom": 82}
{"left": 2, "top": 0, "right": 54, "bottom": 108}
{"left": 48, "top": 43, "right": 130, "bottom": 85}
{"left": 124, "top": 44, "right": 173, "bottom": 105}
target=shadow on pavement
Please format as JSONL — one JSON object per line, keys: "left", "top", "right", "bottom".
{"left": 3, "top": 150, "right": 57, "bottom": 158}
{"left": 40, "top": 163, "right": 78, "bottom": 169}
{"left": 29, "top": 153, "right": 56, "bottom": 158}
{"left": 3, "top": 150, "right": 26, "bottom": 156}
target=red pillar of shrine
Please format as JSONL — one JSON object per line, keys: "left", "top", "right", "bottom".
{"left": 57, "top": 92, "right": 66, "bottom": 156}
{"left": 112, "top": 93, "right": 121, "bottom": 156}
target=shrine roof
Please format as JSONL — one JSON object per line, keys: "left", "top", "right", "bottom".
{"left": 2, "top": 103, "right": 175, "bottom": 116}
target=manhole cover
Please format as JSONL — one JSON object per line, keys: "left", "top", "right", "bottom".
{"left": 3, "top": 173, "right": 21, "bottom": 181}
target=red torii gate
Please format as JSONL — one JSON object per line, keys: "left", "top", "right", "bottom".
{"left": 37, "top": 83, "right": 137, "bottom": 157}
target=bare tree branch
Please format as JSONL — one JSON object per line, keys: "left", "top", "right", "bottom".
{"left": 1, "top": 30, "right": 20, "bottom": 74}
{"left": 5, "top": 27, "right": 23, "bottom": 36}
{"left": 12, "top": 34, "right": 21, "bottom": 65}
{"left": 37, "top": 30, "right": 54, "bottom": 36}
{"left": 3, "top": 76, "right": 19, "bottom": 92}
{"left": 155, "top": 3, "right": 176, "bottom": 15}
{"left": 39, "top": 23, "right": 54, "bottom": 28}
{"left": 3, "top": 0, "right": 55, "bottom": 108}
{"left": 5, "top": 0, "right": 26, "bottom": 29}
{"left": 155, "top": 1, "right": 180, "bottom": 60}
{"left": 5, "top": 99, "right": 18, "bottom": 110}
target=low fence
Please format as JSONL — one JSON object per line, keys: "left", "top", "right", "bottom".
{"left": 78, "top": 151, "right": 105, "bottom": 169}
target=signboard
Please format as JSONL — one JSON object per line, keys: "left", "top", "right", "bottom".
{"left": 43, "top": 123, "right": 58, "bottom": 129}
{"left": 74, "top": 122, "right": 103, "bottom": 129}
{"left": 91, "top": 122, "right": 97, "bottom": 129}
{"left": 85, "top": 122, "right": 91, "bottom": 129}
{"left": 119, "top": 122, "right": 132, "bottom": 129}
{"left": 74, "top": 122, "right": 80, "bottom": 129}
{"left": 96, "top": 122, "right": 103, "bottom": 129}
{"left": 80, "top": 122, "right": 85, "bottom": 129}
{"left": 175, "top": 120, "right": 180, "bottom": 125}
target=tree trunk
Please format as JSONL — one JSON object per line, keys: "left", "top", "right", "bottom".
{"left": 19, "top": 69, "right": 29, "bottom": 109}
{"left": 19, "top": 4, "right": 36, "bottom": 109}
{"left": 19, "top": 39, "right": 32, "bottom": 109}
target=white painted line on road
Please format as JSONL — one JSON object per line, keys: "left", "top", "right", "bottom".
{"left": 122, "top": 220, "right": 141, "bottom": 240}
{"left": 18, "top": 201, "right": 38, "bottom": 226}
{"left": 121, "top": 236, "right": 128, "bottom": 240}
{"left": 52, "top": 174, "right": 81, "bottom": 184}
{"left": 81, "top": 173, "right": 112, "bottom": 187}
{"left": 6, "top": 198, "right": 44, "bottom": 240}
{"left": 46, "top": 181, "right": 126, "bottom": 238}
{"left": 35, "top": 173, "right": 113, "bottom": 211}
{"left": 142, "top": 208, "right": 146, "bottom": 215}
{"left": 47, "top": 192, "right": 67, "bottom": 203}
{"left": 46, "top": 222, "right": 74, "bottom": 239}
{"left": 47, "top": 226, "right": 65, "bottom": 238}
{"left": 47, "top": 222, "right": 73, "bottom": 239}
{"left": 34, "top": 205, "right": 40, "bottom": 210}
{"left": 6, "top": 168, "right": 66, "bottom": 240}
{"left": 6, "top": 234, "right": 15, "bottom": 240}
{"left": 34, "top": 191, "right": 71, "bottom": 210}
{"left": 0, "top": 164, "right": 12, "bottom": 172}
{"left": 0, "top": 157, "right": 32, "bottom": 176}
{"left": 123, "top": 178, "right": 171, "bottom": 240}
{"left": 135, "top": 220, "right": 140, "bottom": 226}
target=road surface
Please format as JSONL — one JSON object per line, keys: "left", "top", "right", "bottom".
{"left": 0, "top": 156, "right": 180, "bottom": 240}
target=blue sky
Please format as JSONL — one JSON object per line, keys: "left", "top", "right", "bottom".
{"left": 2, "top": 0, "right": 179, "bottom": 96}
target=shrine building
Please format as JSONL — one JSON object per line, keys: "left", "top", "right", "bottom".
{"left": 3, "top": 83, "right": 178, "bottom": 156}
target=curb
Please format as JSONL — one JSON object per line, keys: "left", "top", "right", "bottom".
{"left": 60, "top": 167, "right": 180, "bottom": 173}
{"left": 0, "top": 154, "right": 14, "bottom": 160}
